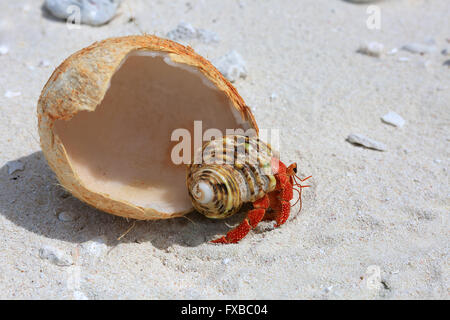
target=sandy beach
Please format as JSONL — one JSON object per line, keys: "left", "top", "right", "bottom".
{"left": 0, "top": 0, "right": 448, "bottom": 299}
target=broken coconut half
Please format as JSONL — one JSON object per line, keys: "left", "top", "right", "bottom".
{"left": 38, "top": 35, "right": 258, "bottom": 220}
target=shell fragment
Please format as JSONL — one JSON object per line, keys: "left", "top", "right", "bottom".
{"left": 381, "top": 111, "right": 405, "bottom": 128}
{"left": 347, "top": 134, "right": 387, "bottom": 151}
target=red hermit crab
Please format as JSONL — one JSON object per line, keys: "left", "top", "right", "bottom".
{"left": 186, "top": 135, "right": 311, "bottom": 243}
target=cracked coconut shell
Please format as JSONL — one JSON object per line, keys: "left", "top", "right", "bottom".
{"left": 38, "top": 35, "right": 258, "bottom": 220}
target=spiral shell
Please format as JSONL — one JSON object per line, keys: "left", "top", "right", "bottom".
{"left": 186, "top": 135, "right": 279, "bottom": 219}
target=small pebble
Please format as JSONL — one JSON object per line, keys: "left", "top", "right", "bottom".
{"left": 167, "top": 22, "right": 219, "bottom": 44}
{"left": 213, "top": 50, "right": 248, "bottom": 82}
{"left": 39, "top": 245, "right": 73, "bottom": 266}
{"left": 44, "top": 0, "right": 121, "bottom": 26}
{"left": 443, "top": 60, "right": 450, "bottom": 67}
{"left": 397, "top": 57, "right": 410, "bottom": 62}
{"left": 222, "top": 258, "right": 231, "bottom": 265}
{"left": 402, "top": 42, "right": 437, "bottom": 54}
{"left": 381, "top": 111, "right": 405, "bottom": 128}
{"left": 270, "top": 93, "right": 278, "bottom": 101}
{"left": 80, "top": 236, "right": 108, "bottom": 258}
{"left": 6, "top": 160, "right": 24, "bottom": 174}
{"left": 357, "top": 42, "right": 384, "bottom": 58}
{"left": 0, "top": 45, "right": 9, "bottom": 55}
{"left": 347, "top": 134, "right": 387, "bottom": 151}
{"left": 442, "top": 48, "right": 449, "bottom": 56}
{"left": 4, "top": 90, "right": 21, "bottom": 98}
{"left": 57, "top": 211, "right": 79, "bottom": 222}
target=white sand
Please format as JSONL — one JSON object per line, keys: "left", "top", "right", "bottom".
{"left": 0, "top": 0, "right": 448, "bottom": 299}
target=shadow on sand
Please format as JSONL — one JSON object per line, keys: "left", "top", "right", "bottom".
{"left": 0, "top": 151, "right": 241, "bottom": 250}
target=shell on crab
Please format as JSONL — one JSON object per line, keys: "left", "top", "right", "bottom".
{"left": 186, "top": 135, "right": 278, "bottom": 219}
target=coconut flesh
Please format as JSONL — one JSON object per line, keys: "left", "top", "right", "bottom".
{"left": 45, "top": 44, "right": 256, "bottom": 219}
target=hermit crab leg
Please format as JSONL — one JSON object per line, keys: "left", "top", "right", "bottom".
{"left": 271, "top": 161, "right": 295, "bottom": 227}
{"left": 264, "top": 160, "right": 294, "bottom": 227}
{"left": 264, "top": 160, "right": 307, "bottom": 227}
{"left": 211, "top": 195, "right": 270, "bottom": 244}
{"left": 291, "top": 175, "right": 312, "bottom": 213}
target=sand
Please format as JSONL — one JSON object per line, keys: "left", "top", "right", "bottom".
{"left": 0, "top": 0, "right": 448, "bottom": 299}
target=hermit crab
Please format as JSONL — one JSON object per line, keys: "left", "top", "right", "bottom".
{"left": 37, "top": 35, "right": 310, "bottom": 244}
{"left": 187, "top": 135, "right": 311, "bottom": 243}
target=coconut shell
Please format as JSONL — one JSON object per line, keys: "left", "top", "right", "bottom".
{"left": 37, "top": 35, "right": 258, "bottom": 220}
